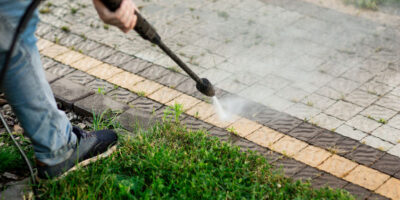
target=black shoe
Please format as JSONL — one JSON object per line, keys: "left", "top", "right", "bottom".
{"left": 37, "top": 127, "right": 118, "bottom": 179}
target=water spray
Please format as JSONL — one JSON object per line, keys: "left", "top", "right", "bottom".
{"left": 101, "top": 0, "right": 215, "bottom": 97}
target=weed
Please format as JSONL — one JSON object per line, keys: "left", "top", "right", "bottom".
{"left": 378, "top": 118, "right": 387, "bottom": 124}
{"left": 39, "top": 7, "right": 51, "bottom": 14}
{"left": 103, "top": 24, "right": 109, "bottom": 30}
{"left": 70, "top": 7, "right": 78, "bottom": 14}
{"left": 61, "top": 26, "right": 70, "bottom": 33}
{"left": 113, "top": 85, "right": 119, "bottom": 89}
{"left": 80, "top": 34, "right": 87, "bottom": 40}
{"left": 78, "top": 49, "right": 83, "bottom": 53}
{"left": 171, "top": 103, "right": 183, "bottom": 123}
{"left": 137, "top": 91, "right": 146, "bottom": 97}
{"left": 217, "top": 11, "right": 229, "bottom": 20}
{"left": 46, "top": 2, "right": 52, "bottom": 7}
{"left": 306, "top": 101, "right": 314, "bottom": 107}
{"left": 367, "top": 115, "right": 374, "bottom": 120}
{"left": 226, "top": 126, "right": 237, "bottom": 135}
{"left": 343, "top": 0, "right": 382, "bottom": 10}
{"left": 167, "top": 66, "right": 181, "bottom": 73}
{"left": 92, "top": 109, "right": 121, "bottom": 131}
{"left": 54, "top": 37, "right": 60, "bottom": 44}
{"left": 189, "top": 7, "right": 195, "bottom": 11}
{"left": 194, "top": 111, "right": 199, "bottom": 119}
{"left": 97, "top": 87, "right": 106, "bottom": 95}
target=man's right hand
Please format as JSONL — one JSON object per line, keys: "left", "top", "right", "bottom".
{"left": 92, "top": 0, "right": 137, "bottom": 33}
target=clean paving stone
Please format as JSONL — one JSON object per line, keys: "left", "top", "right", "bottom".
{"left": 344, "top": 89, "right": 379, "bottom": 107}
{"left": 64, "top": 70, "right": 95, "bottom": 85}
{"left": 325, "top": 101, "right": 363, "bottom": 121}
{"left": 371, "top": 153, "right": 400, "bottom": 176}
{"left": 375, "top": 94, "right": 400, "bottom": 112}
{"left": 344, "top": 165, "right": 390, "bottom": 191}
{"left": 346, "top": 115, "right": 381, "bottom": 133}
{"left": 317, "top": 154, "right": 358, "bottom": 178}
{"left": 310, "top": 113, "right": 343, "bottom": 131}
{"left": 388, "top": 114, "right": 400, "bottom": 130}
{"left": 335, "top": 124, "right": 367, "bottom": 141}
{"left": 301, "top": 93, "right": 336, "bottom": 110}
{"left": 371, "top": 125, "right": 400, "bottom": 144}
{"left": 388, "top": 144, "right": 400, "bottom": 157}
{"left": 375, "top": 178, "right": 400, "bottom": 200}
{"left": 361, "top": 135, "right": 393, "bottom": 151}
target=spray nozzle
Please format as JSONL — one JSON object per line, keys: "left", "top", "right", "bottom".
{"left": 196, "top": 78, "right": 215, "bottom": 97}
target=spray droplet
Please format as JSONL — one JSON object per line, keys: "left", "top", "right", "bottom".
{"left": 213, "top": 96, "right": 230, "bottom": 121}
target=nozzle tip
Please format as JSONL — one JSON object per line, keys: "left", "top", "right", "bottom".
{"left": 196, "top": 78, "right": 215, "bottom": 97}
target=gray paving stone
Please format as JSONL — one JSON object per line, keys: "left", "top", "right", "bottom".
{"left": 361, "top": 135, "right": 394, "bottom": 151}
{"left": 360, "top": 105, "right": 396, "bottom": 122}
{"left": 374, "top": 68, "right": 400, "bottom": 87}
{"left": 51, "top": 78, "right": 94, "bottom": 109}
{"left": 341, "top": 67, "right": 374, "bottom": 83}
{"left": 74, "top": 39, "right": 102, "bottom": 54}
{"left": 107, "top": 88, "right": 140, "bottom": 104}
{"left": 64, "top": 70, "right": 95, "bottom": 85}
{"left": 360, "top": 80, "right": 393, "bottom": 96}
{"left": 316, "top": 86, "right": 343, "bottom": 100}
{"left": 137, "top": 64, "right": 170, "bottom": 81}
{"left": 58, "top": 33, "right": 84, "bottom": 48}
{"left": 261, "top": 95, "right": 295, "bottom": 111}
{"left": 117, "top": 107, "right": 158, "bottom": 131}
{"left": 285, "top": 103, "right": 320, "bottom": 120}
{"left": 344, "top": 89, "right": 379, "bottom": 107}
{"left": 336, "top": 124, "right": 367, "bottom": 141}
{"left": 87, "top": 45, "right": 116, "bottom": 60}
{"left": 103, "top": 51, "right": 135, "bottom": 67}
{"left": 301, "top": 93, "right": 336, "bottom": 110}
{"left": 216, "top": 77, "right": 248, "bottom": 94}
{"left": 156, "top": 71, "right": 189, "bottom": 88}
{"left": 199, "top": 68, "right": 232, "bottom": 84}
{"left": 40, "top": 56, "right": 57, "bottom": 70}
{"left": 276, "top": 86, "right": 309, "bottom": 103}
{"left": 388, "top": 144, "right": 400, "bottom": 157}
{"left": 328, "top": 77, "right": 360, "bottom": 94}
{"left": 238, "top": 84, "right": 275, "bottom": 104}
{"left": 324, "top": 101, "right": 363, "bottom": 121}
{"left": 120, "top": 58, "right": 152, "bottom": 74}
{"left": 372, "top": 125, "right": 400, "bottom": 144}
{"left": 346, "top": 115, "right": 382, "bottom": 133}
{"left": 0, "top": 178, "right": 32, "bottom": 200}
{"left": 46, "top": 62, "right": 75, "bottom": 77}
{"left": 376, "top": 94, "right": 400, "bottom": 111}
{"left": 74, "top": 94, "right": 129, "bottom": 117}
{"left": 258, "top": 74, "right": 292, "bottom": 91}
{"left": 310, "top": 113, "right": 343, "bottom": 131}
{"left": 45, "top": 71, "right": 59, "bottom": 83}
{"left": 86, "top": 79, "right": 116, "bottom": 93}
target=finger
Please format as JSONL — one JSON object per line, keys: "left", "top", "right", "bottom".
{"left": 128, "top": 13, "right": 137, "bottom": 30}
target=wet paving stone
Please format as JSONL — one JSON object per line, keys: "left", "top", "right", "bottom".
{"left": 181, "top": 116, "right": 212, "bottom": 132}
{"left": 248, "top": 107, "right": 281, "bottom": 125}
{"left": 311, "top": 173, "right": 348, "bottom": 190}
{"left": 64, "top": 70, "right": 95, "bottom": 85}
{"left": 342, "top": 183, "right": 371, "bottom": 200}
{"left": 103, "top": 51, "right": 135, "bottom": 67}
{"left": 370, "top": 153, "right": 400, "bottom": 176}
{"left": 334, "top": 136, "right": 361, "bottom": 156}
{"left": 107, "top": 88, "right": 140, "bottom": 104}
{"left": 137, "top": 64, "right": 170, "bottom": 81}
{"left": 292, "top": 166, "right": 324, "bottom": 182}
{"left": 287, "top": 122, "right": 323, "bottom": 142}
{"left": 264, "top": 114, "right": 303, "bottom": 134}
{"left": 157, "top": 71, "right": 189, "bottom": 88}
{"left": 74, "top": 94, "right": 129, "bottom": 117}
{"left": 51, "top": 78, "right": 94, "bottom": 109}
{"left": 87, "top": 45, "right": 116, "bottom": 60}
{"left": 273, "top": 158, "right": 306, "bottom": 177}
{"left": 233, "top": 138, "right": 282, "bottom": 163}
{"left": 208, "top": 126, "right": 238, "bottom": 143}
{"left": 120, "top": 58, "right": 152, "bottom": 74}
{"left": 46, "top": 62, "right": 75, "bottom": 77}
{"left": 117, "top": 107, "right": 156, "bottom": 131}
{"left": 345, "top": 144, "right": 385, "bottom": 166}
{"left": 129, "top": 97, "right": 164, "bottom": 114}
{"left": 85, "top": 78, "right": 116, "bottom": 93}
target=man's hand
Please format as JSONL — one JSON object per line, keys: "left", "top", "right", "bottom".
{"left": 93, "top": 0, "right": 137, "bottom": 33}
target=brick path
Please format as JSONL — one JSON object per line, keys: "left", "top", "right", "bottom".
{"left": 34, "top": 0, "right": 400, "bottom": 199}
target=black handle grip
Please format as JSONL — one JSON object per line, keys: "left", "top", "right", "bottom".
{"left": 100, "top": 0, "right": 160, "bottom": 44}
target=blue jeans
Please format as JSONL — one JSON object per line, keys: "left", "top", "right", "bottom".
{"left": 0, "top": 0, "right": 77, "bottom": 165}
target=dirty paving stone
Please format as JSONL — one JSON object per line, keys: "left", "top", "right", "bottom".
{"left": 107, "top": 88, "right": 140, "bottom": 104}
{"left": 273, "top": 158, "right": 307, "bottom": 178}
{"left": 120, "top": 58, "right": 152, "bottom": 74}
{"left": 345, "top": 144, "right": 385, "bottom": 166}
{"left": 64, "top": 70, "right": 95, "bottom": 85}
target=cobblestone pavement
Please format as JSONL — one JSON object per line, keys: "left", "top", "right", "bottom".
{"left": 34, "top": 0, "right": 400, "bottom": 197}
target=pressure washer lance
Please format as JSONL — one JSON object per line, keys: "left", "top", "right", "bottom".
{"left": 101, "top": 0, "right": 215, "bottom": 97}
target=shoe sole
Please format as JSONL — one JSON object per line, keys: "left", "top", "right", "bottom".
{"left": 37, "top": 144, "right": 117, "bottom": 181}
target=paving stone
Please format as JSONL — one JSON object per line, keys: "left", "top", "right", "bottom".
{"left": 371, "top": 153, "right": 400, "bottom": 176}
{"left": 294, "top": 145, "right": 332, "bottom": 167}
{"left": 40, "top": 56, "right": 57, "bottom": 69}
{"left": 103, "top": 51, "right": 135, "bottom": 67}
{"left": 325, "top": 101, "right": 363, "bottom": 121}
{"left": 342, "top": 183, "right": 371, "bottom": 200}
{"left": 64, "top": 70, "right": 95, "bottom": 85}
{"left": 216, "top": 77, "right": 248, "bottom": 94}
{"left": 258, "top": 74, "right": 292, "bottom": 91}
{"left": 361, "top": 135, "right": 393, "bottom": 151}
{"left": 107, "top": 71, "right": 144, "bottom": 90}
{"left": 156, "top": 71, "right": 189, "bottom": 88}
{"left": 50, "top": 78, "right": 94, "bottom": 109}
{"left": 129, "top": 97, "right": 164, "bottom": 114}
{"left": 308, "top": 130, "right": 343, "bottom": 150}
{"left": 46, "top": 62, "right": 75, "bottom": 77}
{"left": 273, "top": 158, "right": 306, "bottom": 177}
{"left": 334, "top": 136, "right": 362, "bottom": 156}
{"left": 292, "top": 166, "right": 324, "bottom": 182}
{"left": 335, "top": 125, "right": 367, "bottom": 141}
{"left": 137, "top": 64, "right": 170, "bottom": 81}
{"left": 87, "top": 45, "right": 116, "bottom": 60}
{"left": 360, "top": 80, "right": 393, "bottom": 96}
{"left": 311, "top": 173, "right": 348, "bottom": 190}
{"left": 208, "top": 126, "right": 238, "bottom": 143}
{"left": 317, "top": 154, "right": 358, "bottom": 178}
{"left": 41, "top": 44, "right": 70, "bottom": 58}
{"left": 372, "top": 125, "right": 400, "bottom": 144}
{"left": 271, "top": 136, "right": 308, "bottom": 157}
{"left": 204, "top": 114, "right": 237, "bottom": 129}
{"left": 245, "top": 126, "right": 285, "bottom": 148}
{"left": 238, "top": 84, "right": 275, "bottom": 104}
{"left": 285, "top": 103, "right": 321, "bottom": 121}
{"left": 74, "top": 94, "right": 129, "bottom": 117}
{"left": 247, "top": 107, "right": 280, "bottom": 125}
{"left": 328, "top": 77, "right": 360, "bottom": 94}
{"left": 135, "top": 48, "right": 164, "bottom": 63}
{"left": 117, "top": 107, "right": 157, "bottom": 131}
{"left": 74, "top": 39, "right": 102, "bottom": 54}
{"left": 58, "top": 33, "right": 84, "bottom": 47}
{"left": 129, "top": 80, "right": 163, "bottom": 96}
{"left": 37, "top": 39, "right": 54, "bottom": 51}
{"left": 120, "top": 58, "right": 152, "bottom": 74}
{"left": 376, "top": 94, "right": 400, "bottom": 111}
{"left": 45, "top": 71, "right": 59, "bottom": 83}
{"left": 301, "top": 93, "right": 336, "bottom": 110}
{"left": 54, "top": 50, "right": 85, "bottom": 65}
{"left": 175, "top": 78, "right": 204, "bottom": 99}
{"left": 341, "top": 67, "right": 374, "bottom": 83}
{"left": 186, "top": 102, "right": 216, "bottom": 120}
{"left": 198, "top": 68, "right": 232, "bottom": 85}
{"left": 276, "top": 86, "right": 309, "bottom": 103}
{"left": 228, "top": 118, "right": 262, "bottom": 137}
{"left": 361, "top": 105, "right": 396, "bottom": 122}
{"left": 181, "top": 116, "right": 212, "bottom": 132}
{"left": 287, "top": 122, "right": 323, "bottom": 142}
{"left": 344, "top": 89, "right": 379, "bottom": 107}
{"left": 166, "top": 93, "right": 201, "bottom": 111}
{"left": 310, "top": 113, "right": 343, "bottom": 131}
{"left": 367, "top": 193, "right": 391, "bottom": 200}
{"left": 345, "top": 144, "right": 385, "bottom": 166}
{"left": 388, "top": 144, "right": 400, "bottom": 157}
{"left": 346, "top": 115, "right": 381, "bottom": 133}
{"left": 107, "top": 88, "right": 140, "bottom": 104}
{"left": 87, "top": 63, "right": 123, "bottom": 80}
{"left": 0, "top": 178, "right": 32, "bottom": 200}
{"left": 388, "top": 114, "right": 400, "bottom": 130}
{"left": 344, "top": 165, "right": 390, "bottom": 191}
{"left": 148, "top": 87, "right": 182, "bottom": 104}
{"left": 375, "top": 178, "right": 400, "bottom": 199}
{"left": 374, "top": 68, "right": 400, "bottom": 87}
{"left": 70, "top": 56, "right": 103, "bottom": 72}
{"left": 86, "top": 78, "right": 116, "bottom": 93}
{"left": 316, "top": 86, "right": 343, "bottom": 100}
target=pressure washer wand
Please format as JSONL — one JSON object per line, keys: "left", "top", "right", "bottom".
{"left": 101, "top": 0, "right": 215, "bottom": 97}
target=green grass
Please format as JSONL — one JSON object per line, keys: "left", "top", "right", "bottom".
{"left": 0, "top": 133, "right": 34, "bottom": 176}
{"left": 343, "top": 0, "right": 400, "bottom": 10}
{"left": 35, "top": 107, "right": 354, "bottom": 200}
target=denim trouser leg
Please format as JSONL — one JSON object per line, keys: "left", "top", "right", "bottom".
{"left": 0, "top": 0, "right": 77, "bottom": 165}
